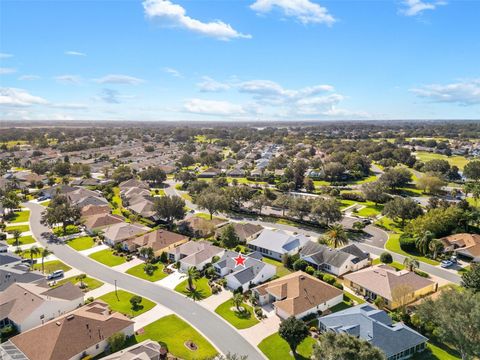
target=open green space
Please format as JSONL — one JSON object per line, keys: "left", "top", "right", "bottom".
{"left": 6, "top": 235, "right": 36, "bottom": 245}
{"left": 56, "top": 275, "right": 104, "bottom": 292}
{"left": 111, "top": 186, "right": 123, "bottom": 215}
{"left": 7, "top": 210, "right": 30, "bottom": 223}
{"left": 98, "top": 290, "right": 155, "bottom": 317}
{"left": 67, "top": 236, "right": 96, "bottom": 251}
{"left": 18, "top": 247, "right": 44, "bottom": 259}
{"left": 258, "top": 333, "right": 316, "bottom": 360}
{"left": 356, "top": 202, "right": 384, "bottom": 217}
{"left": 150, "top": 188, "right": 166, "bottom": 196}
{"left": 215, "top": 300, "right": 259, "bottom": 329}
{"left": 385, "top": 234, "right": 440, "bottom": 266}
{"left": 413, "top": 342, "right": 461, "bottom": 360}
{"left": 53, "top": 225, "right": 80, "bottom": 236}
{"left": 415, "top": 151, "right": 469, "bottom": 170}
{"left": 135, "top": 314, "right": 218, "bottom": 360}
{"left": 262, "top": 257, "right": 292, "bottom": 278}
{"left": 33, "top": 260, "right": 71, "bottom": 274}
{"left": 372, "top": 258, "right": 405, "bottom": 270}
{"left": 6, "top": 224, "right": 30, "bottom": 233}
{"left": 88, "top": 249, "right": 126, "bottom": 267}
{"left": 174, "top": 277, "right": 212, "bottom": 299}
{"left": 126, "top": 262, "right": 168, "bottom": 282}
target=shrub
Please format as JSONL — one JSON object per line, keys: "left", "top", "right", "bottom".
{"left": 0, "top": 233, "right": 6, "bottom": 240}
{"left": 333, "top": 282, "right": 343, "bottom": 290}
{"left": 414, "top": 269, "right": 430, "bottom": 278}
{"left": 399, "top": 236, "right": 417, "bottom": 252}
{"left": 341, "top": 192, "right": 365, "bottom": 202}
{"left": 313, "top": 270, "right": 325, "bottom": 280}
{"left": 305, "top": 266, "right": 315, "bottom": 275}
{"left": 380, "top": 252, "right": 393, "bottom": 264}
{"left": 323, "top": 274, "right": 336, "bottom": 285}
{"left": 293, "top": 259, "right": 308, "bottom": 271}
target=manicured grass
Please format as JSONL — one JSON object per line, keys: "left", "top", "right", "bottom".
{"left": 175, "top": 277, "right": 212, "bottom": 299}
{"left": 385, "top": 234, "right": 440, "bottom": 266}
{"left": 6, "top": 235, "right": 35, "bottom": 245}
{"left": 375, "top": 217, "right": 403, "bottom": 233}
{"left": 415, "top": 151, "right": 469, "bottom": 170}
{"left": 98, "top": 290, "right": 155, "bottom": 317}
{"left": 340, "top": 199, "right": 358, "bottom": 210}
{"left": 6, "top": 224, "right": 30, "bottom": 233}
{"left": 111, "top": 186, "right": 123, "bottom": 215}
{"left": 372, "top": 258, "right": 405, "bottom": 270}
{"left": 33, "top": 260, "right": 71, "bottom": 274}
{"left": 313, "top": 180, "right": 331, "bottom": 187}
{"left": 53, "top": 225, "right": 80, "bottom": 236}
{"left": 39, "top": 199, "right": 51, "bottom": 207}
{"left": 136, "top": 314, "right": 218, "bottom": 360}
{"left": 413, "top": 342, "right": 461, "bottom": 360}
{"left": 258, "top": 333, "right": 316, "bottom": 360}
{"left": 7, "top": 210, "right": 30, "bottom": 223}
{"left": 356, "top": 201, "right": 383, "bottom": 217}
{"left": 126, "top": 262, "right": 168, "bottom": 282}
{"left": 180, "top": 192, "right": 193, "bottom": 202}
{"left": 18, "top": 247, "right": 44, "bottom": 259}
{"left": 56, "top": 275, "right": 104, "bottom": 291}
{"left": 226, "top": 177, "right": 267, "bottom": 185}
{"left": 343, "top": 291, "right": 366, "bottom": 305}
{"left": 195, "top": 212, "right": 227, "bottom": 221}
{"left": 150, "top": 188, "right": 166, "bottom": 196}
{"left": 88, "top": 249, "right": 126, "bottom": 267}
{"left": 330, "top": 300, "right": 353, "bottom": 313}
{"left": 215, "top": 300, "right": 259, "bottom": 329}
{"left": 262, "top": 257, "right": 292, "bottom": 278}
{"left": 67, "top": 236, "right": 95, "bottom": 251}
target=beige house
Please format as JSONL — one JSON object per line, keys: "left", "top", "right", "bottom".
{"left": 440, "top": 233, "right": 480, "bottom": 262}
{"left": 126, "top": 229, "right": 188, "bottom": 257}
{"left": 253, "top": 271, "right": 343, "bottom": 319}
{"left": 343, "top": 265, "right": 437, "bottom": 310}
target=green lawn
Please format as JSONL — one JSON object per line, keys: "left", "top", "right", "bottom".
{"left": 88, "top": 249, "right": 126, "bottom": 267}
{"left": 33, "top": 260, "right": 71, "bottom": 274}
{"left": 111, "top": 186, "right": 123, "bottom": 215}
{"left": 372, "top": 258, "right": 405, "bottom": 270}
{"left": 136, "top": 315, "right": 217, "bottom": 359}
{"left": 98, "top": 290, "right": 155, "bottom": 317}
{"left": 385, "top": 234, "right": 440, "bottom": 266}
{"left": 7, "top": 210, "right": 30, "bottom": 223}
{"left": 53, "top": 225, "right": 80, "bottom": 236}
{"left": 258, "top": 333, "right": 316, "bottom": 360}
{"left": 356, "top": 201, "right": 384, "bottom": 217}
{"left": 39, "top": 199, "right": 51, "bottom": 207}
{"left": 415, "top": 151, "right": 469, "bottom": 170}
{"left": 67, "top": 236, "right": 95, "bottom": 251}
{"left": 413, "top": 342, "right": 461, "bottom": 360}
{"left": 375, "top": 217, "right": 403, "bottom": 233}
{"left": 6, "top": 235, "right": 36, "bottom": 245}
{"left": 150, "top": 188, "right": 166, "bottom": 196}
{"left": 18, "top": 247, "right": 44, "bottom": 259}
{"left": 175, "top": 277, "right": 212, "bottom": 299}
{"left": 6, "top": 224, "right": 30, "bottom": 233}
{"left": 340, "top": 199, "right": 358, "bottom": 210}
{"left": 343, "top": 291, "right": 366, "bottom": 305}
{"left": 56, "top": 275, "right": 104, "bottom": 292}
{"left": 126, "top": 262, "right": 168, "bottom": 282}
{"left": 215, "top": 300, "right": 259, "bottom": 329}
{"left": 262, "top": 257, "right": 292, "bottom": 278}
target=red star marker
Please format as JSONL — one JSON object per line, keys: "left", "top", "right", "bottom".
{"left": 234, "top": 253, "right": 247, "bottom": 267}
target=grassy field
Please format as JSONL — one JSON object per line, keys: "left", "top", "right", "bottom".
{"left": 6, "top": 224, "right": 30, "bottom": 233}
{"left": 215, "top": 300, "right": 259, "bottom": 329}
{"left": 88, "top": 249, "right": 126, "bottom": 267}
{"left": 67, "top": 236, "right": 95, "bottom": 251}
{"left": 175, "top": 277, "right": 212, "bottom": 299}
{"left": 7, "top": 210, "right": 30, "bottom": 223}
{"left": 33, "top": 260, "right": 71, "bottom": 274}
{"left": 56, "top": 275, "right": 104, "bottom": 291}
{"left": 135, "top": 314, "right": 218, "bottom": 360}
{"left": 262, "top": 257, "right": 292, "bottom": 277}
{"left": 98, "top": 290, "right": 155, "bottom": 317}
{"left": 385, "top": 234, "right": 440, "bottom": 266}
{"left": 356, "top": 202, "right": 384, "bottom": 217}
{"left": 126, "top": 262, "right": 168, "bottom": 282}
{"left": 6, "top": 235, "right": 36, "bottom": 245}
{"left": 258, "top": 333, "right": 316, "bottom": 360}
{"left": 415, "top": 151, "right": 469, "bottom": 170}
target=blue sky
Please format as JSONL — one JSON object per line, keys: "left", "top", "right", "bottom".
{"left": 0, "top": 0, "right": 479, "bottom": 121}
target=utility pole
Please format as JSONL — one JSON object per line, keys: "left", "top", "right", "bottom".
{"left": 115, "top": 279, "right": 118, "bottom": 300}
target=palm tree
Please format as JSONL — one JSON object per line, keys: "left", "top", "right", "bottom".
{"left": 12, "top": 229, "right": 22, "bottom": 247}
{"left": 323, "top": 224, "right": 349, "bottom": 249}
{"left": 76, "top": 274, "right": 87, "bottom": 289}
{"left": 403, "top": 257, "right": 420, "bottom": 272}
{"left": 40, "top": 248, "right": 52, "bottom": 273}
{"left": 415, "top": 231, "right": 433, "bottom": 255}
{"left": 139, "top": 247, "right": 155, "bottom": 263}
{"left": 232, "top": 293, "right": 244, "bottom": 312}
{"left": 183, "top": 266, "right": 201, "bottom": 291}
{"left": 428, "top": 239, "right": 444, "bottom": 260}
{"left": 29, "top": 246, "right": 40, "bottom": 269}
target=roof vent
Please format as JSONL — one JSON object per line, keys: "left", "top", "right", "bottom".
{"left": 66, "top": 315, "right": 74, "bottom": 321}
{"left": 300, "top": 276, "right": 305, "bottom": 280}
{"left": 56, "top": 321, "right": 61, "bottom": 326}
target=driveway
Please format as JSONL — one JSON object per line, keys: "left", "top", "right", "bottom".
{"left": 25, "top": 202, "right": 265, "bottom": 360}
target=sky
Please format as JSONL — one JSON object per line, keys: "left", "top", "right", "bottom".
{"left": 0, "top": 0, "right": 479, "bottom": 121}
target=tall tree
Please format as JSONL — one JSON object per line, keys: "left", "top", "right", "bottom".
{"left": 323, "top": 224, "right": 349, "bottom": 248}
{"left": 463, "top": 160, "right": 480, "bottom": 182}
{"left": 312, "top": 332, "right": 386, "bottom": 360}
{"left": 183, "top": 266, "right": 201, "bottom": 291}
{"left": 382, "top": 197, "right": 422, "bottom": 227}
{"left": 153, "top": 195, "right": 186, "bottom": 228}
{"left": 139, "top": 167, "right": 166, "bottom": 187}
{"left": 278, "top": 316, "right": 309, "bottom": 357}
{"left": 40, "top": 248, "right": 52, "bottom": 273}
{"left": 197, "top": 190, "right": 228, "bottom": 219}
{"left": 403, "top": 257, "right": 420, "bottom": 272}
{"left": 41, "top": 195, "right": 81, "bottom": 234}
{"left": 311, "top": 197, "right": 342, "bottom": 226}
{"left": 461, "top": 263, "right": 480, "bottom": 293}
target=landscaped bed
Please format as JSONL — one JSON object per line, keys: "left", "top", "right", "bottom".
{"left": 126, "top": 262, "right": 168, "bottom": 282}
{"left": 67, "top": 236, "right": 96, "bottom": 251}
{"left": 258, "top": 333, "right": 315, "bottom": 360}
{"left": 135, "top": 314, "right": 218, "bottom": 360}
{"left": 174, "top": 277, "right": 212, "bottom": 299}
{"left": 98, "top": 290, "right": 155, "bottom": 317}
{"left": 215, "top": 300, "right": 259, "bottom": 329}
{"left": 88, "top": 249, "right": 126, "bottom": 267}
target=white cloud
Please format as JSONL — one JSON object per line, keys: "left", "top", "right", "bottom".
{"left": 163, "top": 67, "right": 182, "bottom": 77}
{"left": 0, "top": 53, "right": 13, "bottom": 59}
{"left": 19, "top": 75, "right": 41, "bottom": 81}
{"left": 143, "top": 0, "right": 251, "bottom": 40}
{"left": 94, "top": 74, "right": 144, "bottom": 85}
{"left": 183, "top": 98, "right": 245, "bottom": 115}
{"left": 55, "top": 75, "right": 82, "bottom": 84}
{"left": 96, "top": 88, "right": 122, "bottom": 104}
{"left": 0, "top": 88, "right": 48, "bottom": 107}
{"left": 0, "top": 67, "right": 16, "bottom": 75}
{"left": 65, "top": 50, "right": 87, "bottom": 56}
{"left": 51, "top": 103, "right": 88, "bottom": 110}
{"left": 321, "top": 106, "right": 370, "bottom": 118}
{"left": 400, "top": 0, "right": 446, "bottom": 16}
{"left": 250, "top": 0, "right": 335, "bottom": 25}
{"left": 198, "top": 76, "right": 231, "bottom": 92}
{"left": 411, "top": 79, "right": 480, "bottom": 105}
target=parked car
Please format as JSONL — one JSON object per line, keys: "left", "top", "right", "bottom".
{"left": 47, "top": 270, "right": 64, "bottom": 280}
{"left": 361, "top": 219, "right": 372, "bottom": 225}
{"left": 21, "top": 258, "right": 37, "bottom": 265}
{"left": 441, "top": 260, "right": 454, "bottom": 268}
{"left": 37, "top": 196, "right": 47, "bottom": 201}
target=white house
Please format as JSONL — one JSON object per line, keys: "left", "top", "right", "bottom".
{"left": 248, "top": 229, "right": 310, "bottom": 260}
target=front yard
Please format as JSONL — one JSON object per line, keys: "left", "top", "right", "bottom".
{"left": 258, "top": 333, "right": 316, "bottom": 360}
{"left": 214, "top": 300, "right": 259, "bottom": 329}
{"left": 135, "top": 314, "right": 218, "bottom": 360}
{"left": 6, "top": 224, "right": 30, "bottom": 233}
{"left": 67, "top": 236, "right": 96, "bottom": 251}
{"left": 126, "top": 262, "right": 168, "bottom": 282}
{"left": 33, "top": 260, "right": 71, "bottom": 274}
{"left": 7, "top": 210, "right": 30, "bottom": 223}
{"left": 6, "top": 235, "right": 35, "bottom": 245}
{"left": 88, "top": 249, "right": 126, "bottom": 267}
{"left": 174, "top": 277, "right": 212, "bottom": 300}
{"left": 98, "top": 290, "right": 155, "bottom": 317}
{"left": 56, "top": 275, "right": 104, "bottom": 292}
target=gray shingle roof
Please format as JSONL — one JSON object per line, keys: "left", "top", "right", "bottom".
{"left": 249, "top": 229, "right": 310, "bottom": 254}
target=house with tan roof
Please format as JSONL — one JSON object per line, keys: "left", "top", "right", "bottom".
{"left": 0, "top": 282, "right": 84, "bottom": 332}
{"left": 102, "top": 339, "right": 165, "bottom": 360}
{"left": 3, "top": 300, "right": 134, "bottom": 360}
{"left": 343, "top": 265, "right": 437, "bottom": 310}
{"left": 168, "top": 240, "right": 225, "bottom": 272}
{"left": 253, "top": 271, "right": 343, "bottom": 319}
{"left": 126, "top": 229, "right": 188, "bottom": 257}
{"left": 80, "top": 204, "right": 111, "bottom": 218}
{"left": 215, "top": 223, "right": 264, "bottom": 243}
{"left": 439, "top": 233, "right": 480, "bottom": 262}
{"left": 178, "top": 216, "right": 228, "bottom": 238}
{"left": 102, "top": 222, "right": 151, "bottom": 246}
{"left": 83, "top": 213, "right": 125, "bottom": 233}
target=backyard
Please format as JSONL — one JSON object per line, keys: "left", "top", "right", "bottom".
{"left": 56, "top": 275, "right": 104, "bottom": 292}
{"left": 258, "top": 333, "right": 316, "bottom": 360}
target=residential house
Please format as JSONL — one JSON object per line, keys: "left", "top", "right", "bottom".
{"left": 80, "top": 204, "right": 111, "bottom": 218}
{"left": 248, "top": 229, "right": 311, "bottom": 260}
{"left": 319, "top": 304, "right": 428, "bottom": 360}
{"left": 198, "top": 168, "right": 221, "bottom": 178}
{"left": 67, "top": 187, "right": 109, "bottom": 208}
{"left": 343, "top": 265, "right": 437, "bottom": 310}
{"left": 227, "top": 168, "right": 246, "bottom": 177}
{"left": 179, "top": 216, "right": 227, "bottom": 238}
{"left": 253, "top": 271, "right": 343, "bottom": 319}
{"left": 215, "top": 223, "right": 264, "bottom": 243}
{"left": 3, "top": 300, "right": 134, "bottom": 360}
{"left": 0, "top": 261, "right": 45, "bottom": 291}
{"left": 168, "top": 240, "right": 224, "bottom": 272}
{"left": 126, "top": 229, "right": 188, "bottom": 257}
{"left": 83, "top": 213, "right": 125, "bottom": 234}
{"left": 214, "top": 251, "right": 276, "bottom": 292}
{"left": 300, "top": 242, "right": 370, "bottom": 276}
{"left": 101, "top": 340, "right": 165, "bottom": 360}
{"left": 0, "top": 282, "right": 84, "bottom": 332}
{"left": 439, "top": 233, "right": 480, "bottom": 262}
{"left": 126, "top": 195, "right": 157, "bottom": 220}
{"left": 102, "top": 222, "right": 151, "bottom": 246}
{"left": 119, "top": 179, "right": 148, "bottom": 191}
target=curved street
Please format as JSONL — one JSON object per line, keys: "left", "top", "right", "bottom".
{"left": 24, "top": 201, "right": 265, "bottom": 360}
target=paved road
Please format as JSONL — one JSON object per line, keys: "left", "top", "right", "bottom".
{"left": 25, "top": 202, "right": 265, "bottom": 360}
